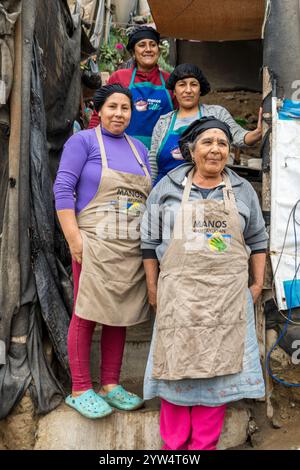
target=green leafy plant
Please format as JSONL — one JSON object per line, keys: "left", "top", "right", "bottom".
{"left": 234, "top": 117, "right": 247, "bottom": 128}
{"left": 98, "top": 27, "right": 129, "bottom": 73}
{"left": 158, "top": 39, "right": 174, "bottom": 73}
{"left": 99, "top": 27, "right": 174, "bottom": 74}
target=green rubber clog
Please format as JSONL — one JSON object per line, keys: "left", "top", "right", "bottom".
{"left": 100, "top": 385, "right": 144, "bottom": 411}
{"left": 65, "top": 389, "right": 113, "bottom": 419}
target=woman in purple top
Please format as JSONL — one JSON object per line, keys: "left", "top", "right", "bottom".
{"left": 54, "top": 84, "right": 152, "bottom": 419}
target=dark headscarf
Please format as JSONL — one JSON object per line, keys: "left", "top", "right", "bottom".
{"left": 167, "top": 63, "right": 210, "bottom": 96}
{"left": 179, "top": 116, "right": 233, "bottom": 161}
{"left": 126, "top": 26, "right": 160, "bottom": 52}
{"left": 93, "top": 84, "right": 133, "bottom": 112}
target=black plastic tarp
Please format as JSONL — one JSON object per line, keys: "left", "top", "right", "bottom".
{"left": 0, "top": 0, "right": 82, "bottom": 419}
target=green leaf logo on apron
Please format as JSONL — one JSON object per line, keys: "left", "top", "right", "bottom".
{"left": 207, "top": 232, "right": 232, "bottom": 252}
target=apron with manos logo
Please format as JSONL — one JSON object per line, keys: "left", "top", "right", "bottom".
{"left": 155, "top": 108, "right": 202, "bottom": 184}
{"left": 126, "top": 67, "right": 174, "bottom": 149}
{"left": 152, "top": 168, "right": 250, "bottom": 380}
{"left": 75, "top": 126, "right": 152, "bottom": 326}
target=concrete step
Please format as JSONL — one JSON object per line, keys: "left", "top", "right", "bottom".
{"left": 34, "top": 398, "right": 250, "bottom": 450}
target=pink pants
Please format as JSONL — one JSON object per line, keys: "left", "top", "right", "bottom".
{"left": 160, "top": 399, "right": 226, "bottom": 450}
{"left": 68, "top": 261, "right": 126, "bottom": 391}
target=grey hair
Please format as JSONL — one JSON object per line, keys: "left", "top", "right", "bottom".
{"left": 187, "top": 132, "right": 231, "bottom": 162}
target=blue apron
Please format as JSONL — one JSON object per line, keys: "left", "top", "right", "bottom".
{"left": 126, "top": 67, "right": 173, "bottom": 149}
{"left": 155, "top": 108, "right": 201, "bottom": 185}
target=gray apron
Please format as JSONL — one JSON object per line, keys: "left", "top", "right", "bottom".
{"left": 152, "top": 168, "right": 250, "bottom": 380}
{"left": 75, "top": 126, "right": 152, "bottom": 326}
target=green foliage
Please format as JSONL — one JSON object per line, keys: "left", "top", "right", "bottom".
{"left": 98, "top": 27, "right": 129, "bottom": 73}
{"left": 99, "top": 28, "right": 174, "bottom": 74}
{"left": 234, "top": 117, "right": 247, "bottom": 128}
{"left": 158, "top": 40, "right": 174, "bottom": 73}
{"left": 158, "top": 55, "right": 174, "bottom": 73}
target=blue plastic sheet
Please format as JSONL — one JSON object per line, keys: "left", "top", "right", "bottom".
{"left": 278, "top": 99, "right": 300, "bottom": 120}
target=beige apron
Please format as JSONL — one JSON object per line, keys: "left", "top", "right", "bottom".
{"left": 152, "top": 168, "right": 250, "bottom": 380}
{"left": 75, "top": 126, "right": 152, "bottom": 326}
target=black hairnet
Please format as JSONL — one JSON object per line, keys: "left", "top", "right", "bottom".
{"left": 167, "top": 64, "right": 210, "bottom": 96}
{"left": 93, "top": 84, "right": 133, "bottom": 112}
{"left": 179, "top": 116, "right": 233, "bottom": 161}
{"left": 127, "top": 26, "right": 160, "bottom": 52}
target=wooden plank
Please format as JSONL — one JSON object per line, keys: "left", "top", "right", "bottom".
{"left": 259, "top": 66, "right": 274, "bottom": 415}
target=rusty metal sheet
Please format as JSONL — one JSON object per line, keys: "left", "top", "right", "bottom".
{"left": 148, "top": 0, "right": 265, "bottom": 41}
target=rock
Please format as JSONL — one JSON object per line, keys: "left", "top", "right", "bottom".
{"left": 272, "top": 417, "right": 283, "bottom": 429}
{"left": 217, "top": 407, "right": 250, "bottom": 450}
{"left": 250, "top": 431, "right": 263, "bottom": 448}
{"left": 248, "top": 419, "right": 259, "bottom": 434}
{"left": 268, "top": 330, "right": 291, "bottom": 371}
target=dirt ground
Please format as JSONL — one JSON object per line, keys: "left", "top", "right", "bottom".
{"left": 202, "top": 90, "right": 262, "bottom": 126}
{"left": 0, "top": 393, "right": 37, "bottom": 450}
{"left": 233, "top": 358, "right": 300, "bottom": 450}
{"left": 233, "top": 397, "right": 300, "bottom": 450}
{"left": 202, "top": 90, "right": 262, "bottom": 159}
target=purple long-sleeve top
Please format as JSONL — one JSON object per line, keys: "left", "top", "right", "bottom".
{"left": 54, "top": 126, "right": 151, "bottom": 213}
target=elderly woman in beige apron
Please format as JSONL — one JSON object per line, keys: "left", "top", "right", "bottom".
{"left": 54, "top": 84, "right": 151, "bottom": 419}
{"left": 141, "top": 116, "right": 267, "bottom": 449}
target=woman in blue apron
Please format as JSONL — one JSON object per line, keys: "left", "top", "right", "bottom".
{"left": 150, "top": 64, "right": 210, "bottom": 184}
{"left": 88, "top": 27, "right": 174, "bottom": 143}
{"left": 155, "top": 106, "right": 202, "bottom": 184}
{"left": 125, "top": 26, "right": 174, "bottom": 149}
{"left": 149, "top": 64, "right": 263, "bottom": 184}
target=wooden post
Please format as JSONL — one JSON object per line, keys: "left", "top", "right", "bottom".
{"left": 260, "top": 65, "right": 274, "bottom": 419}
{"left": 104, "top": 0, "right": 112, "bottom": 44}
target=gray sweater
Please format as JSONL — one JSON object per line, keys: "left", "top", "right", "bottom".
{"left": 141, "top": 163, "right": 268, "bottom": 260}
{"left": 149, "top": 106, "right": 250, "bottom": 182}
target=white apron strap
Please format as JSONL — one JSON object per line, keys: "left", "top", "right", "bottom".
{"left": 181, "top": 168, "right": 194, "bottom": 205}
{"left": 95, "top": 125, "right": 108, "bottom": 168}
{"left": 222, "top": 172, "right": 249, "bottom": 251}
{"left": 183, "top": 168, "right": 233, "bottom": 213}
{"left": 95, "top": 126, "right": 151, "bottom": 180}
{"left": 221, "top": 172, "right": 233, "bottom": 213}
{"left": 124, "top": 134, "right": 151, "bottom": 180}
